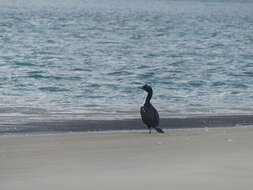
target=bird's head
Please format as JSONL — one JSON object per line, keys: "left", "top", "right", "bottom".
{"left": 139, "top": 84, "right": 153, "bottom": 93}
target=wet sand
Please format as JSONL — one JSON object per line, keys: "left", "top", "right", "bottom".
{"left": 2, "top": 114, "right": 253, "bottom": 134}
{"left": 1, "top": 127, "right": 253, "bottom": 190}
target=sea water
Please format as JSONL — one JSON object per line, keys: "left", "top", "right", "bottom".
{"left": 0, "top": 0, "right": 253, "bottom": 125}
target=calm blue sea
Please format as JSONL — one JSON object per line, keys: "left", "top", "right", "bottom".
{"left": 0, "top": 0, "right": 253, "bottom": 125}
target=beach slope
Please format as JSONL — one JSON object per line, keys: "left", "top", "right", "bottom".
{"left": 1, "top": 127, "right": 253, "bottom": 190}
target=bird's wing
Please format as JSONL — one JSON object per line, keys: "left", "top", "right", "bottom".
{"left": 140, "top": 106, "right": 153, "bottom": 126}
{"left": 140, "top": 104, "right": 160, "bottom": 127}
{"left": 151, "top": 105, "right": 160, "bottom": 127}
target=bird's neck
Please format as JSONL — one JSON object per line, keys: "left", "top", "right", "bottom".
{"left": 145, "top": 91, "right": 153, "bottom": 105}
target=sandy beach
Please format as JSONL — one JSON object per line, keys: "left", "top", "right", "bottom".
{"left": 1, "top": 127, "right": 253, "bottom": 190}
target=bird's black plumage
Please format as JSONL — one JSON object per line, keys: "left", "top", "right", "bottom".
{"left": 139, "top": 84, "right": 164, "bottom": 134}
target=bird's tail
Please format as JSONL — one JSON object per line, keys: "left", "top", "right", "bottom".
{"left": 154, "top": 127, "right": 164, "bottom": 133}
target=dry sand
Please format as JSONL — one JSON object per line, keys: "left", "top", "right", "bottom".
{"left": 1, "top": 127, "right": 253, "bottom": 190}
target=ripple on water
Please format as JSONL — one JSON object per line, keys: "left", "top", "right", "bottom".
{"left": 39, "top": 87, "right": 71, "bottom": 92}
{"left": 0, "top": 0, "right": 253, "bottom": 120}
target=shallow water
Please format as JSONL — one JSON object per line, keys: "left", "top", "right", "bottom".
{"left": 0, "top": 0, "right": 253, "bottom": 124}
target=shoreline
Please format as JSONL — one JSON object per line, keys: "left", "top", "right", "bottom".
{"left": 1, "top": 114, "right": 253, "bottom": 135}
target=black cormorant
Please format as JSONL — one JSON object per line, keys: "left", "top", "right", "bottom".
{"left": 139, "top": 84, "right": 164, "bottom": 134}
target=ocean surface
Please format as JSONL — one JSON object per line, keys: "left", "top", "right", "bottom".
{"left": 0, "top": 0, "right": 253, "bottom": 128}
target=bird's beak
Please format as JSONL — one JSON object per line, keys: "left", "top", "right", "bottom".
{"left": 138, "top": 86, "right": 143, "bottom": 90}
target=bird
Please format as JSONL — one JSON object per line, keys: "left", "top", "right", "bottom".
{"left": 139, "top": 84, "right": 164, "bottom": 134}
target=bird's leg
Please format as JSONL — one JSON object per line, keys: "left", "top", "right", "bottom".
{"left": 149, "top": 127, "right": 151, "bottom": 134}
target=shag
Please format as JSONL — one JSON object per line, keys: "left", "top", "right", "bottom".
{"left": 139, "top": 84, "right": 164, "bottom": 134}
